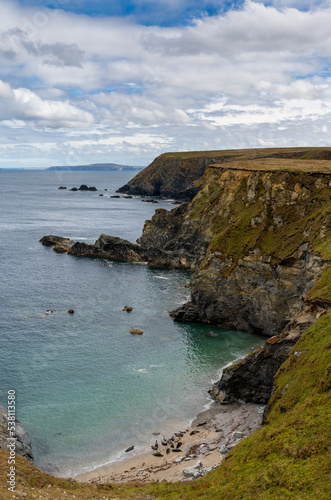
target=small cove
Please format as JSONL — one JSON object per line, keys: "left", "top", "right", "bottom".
{"left": 0, "top": 170, "right": 263, "bottom": 477}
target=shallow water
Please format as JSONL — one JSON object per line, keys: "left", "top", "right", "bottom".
{"left": 0, "top": 170, "right": 263, "bottom": 477}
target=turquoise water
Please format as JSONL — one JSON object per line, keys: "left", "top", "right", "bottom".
{"left": 0, "top": 170, "right": 263, "bottom": 477}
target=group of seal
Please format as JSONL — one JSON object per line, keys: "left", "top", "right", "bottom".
{"left": 150, "top": 431, "right": 186, "bottom": 457}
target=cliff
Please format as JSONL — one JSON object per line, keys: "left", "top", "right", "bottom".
{"left": 0, "top": 407, "right": 33, "bottom": 462}
{"left": 116, "top": 147, "right": 331, "bottom": 201}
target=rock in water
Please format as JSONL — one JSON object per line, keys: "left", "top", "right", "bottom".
{"left": 122, "top": 306, "right": 133, "bottom": 312}
{"left": 67, "top": 309, "right": 75, "bottom": 314}
{"left": 125, "top": 446, "right": 134, "bottom": 452}
{"left": 130, "top": 328, "right": 143, "bottom": 335}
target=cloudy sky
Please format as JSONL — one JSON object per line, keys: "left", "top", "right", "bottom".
{"left": 0, "top": 0, "right": 330, "bottom": 168}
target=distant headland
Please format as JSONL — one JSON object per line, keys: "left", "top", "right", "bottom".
{"left": 47, "top": 163, "right": 144, "bottom": 172}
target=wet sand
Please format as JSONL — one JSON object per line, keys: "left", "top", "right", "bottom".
{"left": 75, "top": 402, "right": 265, "bottom": 484}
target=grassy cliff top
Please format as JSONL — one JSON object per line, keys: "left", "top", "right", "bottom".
{"left": 159, "top": 146, "right": 331, "bottom": 162}
{"left": 212, "top": 158, "right": 331, "bottom": 174}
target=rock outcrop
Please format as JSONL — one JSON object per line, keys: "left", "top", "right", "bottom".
{"left": 167, "top": 163, "right": 331, "bottom": 337}
{"left": 0, "top": 406, "right": 33, "bottom": 462}
{"left": 68, "top": 234, "right": 147, "bottom": 262}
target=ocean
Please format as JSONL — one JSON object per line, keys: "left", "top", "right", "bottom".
{"left": 0, "top": 169, "right": 263, "bottom": 477}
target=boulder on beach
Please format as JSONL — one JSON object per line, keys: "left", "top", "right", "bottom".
{"left": 130, "top": 328, "right": 144, "bottom": 335}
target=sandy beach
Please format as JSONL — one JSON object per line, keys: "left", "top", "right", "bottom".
{"left": 75, "top": 401, "right": 265, "bottom": 484}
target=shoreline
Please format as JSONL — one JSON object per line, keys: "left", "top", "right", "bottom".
{"left": 75, "top": 401, "right": 265, "bottom": 484}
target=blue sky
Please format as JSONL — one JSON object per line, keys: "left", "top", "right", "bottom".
{"left": 17, "top": 1, "right": 245, "bottom": 26}
{"left": 0, "top": 1, "right": 331, "bottom": 168}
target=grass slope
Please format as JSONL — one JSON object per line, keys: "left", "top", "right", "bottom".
{"left": 1, "top": 314, "right": 330, "bottom": 499}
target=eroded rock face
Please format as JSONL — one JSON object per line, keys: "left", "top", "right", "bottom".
{"left": 0, "top": 406, "right": 33, "bottom": 462}
{"left": 171, "top": 244, "right": 325, "bottom": 336}
{"left": 209, "top": 338, "right": 295, "bottom": 404}
{"left": 168, "top": 166, "right": 331, "bottom": 336}
{"left": 116, "top": 154, "right": 212, "bottom": 200}
{"left": 137, "top": 203, "right": 210, "bottom": 270}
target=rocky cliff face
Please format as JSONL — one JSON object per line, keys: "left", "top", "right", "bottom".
{"left": 0, "top": 407, "right": 33, "bottom": 462}
{"left": 166, "top": 163, "right": 331, "bottom": 336}
{"left": 116, "top": 147, "right": 321, "bottom": 201}
{"left": 116, "top": 154, "right": 216, "bottom": 200}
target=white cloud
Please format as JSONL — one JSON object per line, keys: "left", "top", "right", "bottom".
{"left": 0, "top": 80, "right": 94, "bottom": 128}
{"left": 0, "top": 0, "right": 331, "bottom": 167}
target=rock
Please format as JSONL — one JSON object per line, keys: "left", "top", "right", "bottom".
{"left": 209, "top": 337, "right": 296, "bottom": 404}
{"left": 53, "top": 245, "right": 69, "bottom": 253}
{"left": 67, "top": 234, "right": 147, "bottom": 262}
{"left": 232, "top": 431, "right": 244, "bottom": 439}
{"left": 0, "top": 406, "right": 33, "bottom": 462}
{"left": 122, "top": 306, "right": 133, "bottom": 312}
{"left": 58, "top": 186, "right": 67, "bottom": 189}
{"left": 87, "top": 186, "right": 97, "bottom": 191}
{"left": 123, "top": 195, "right": 133, "bottom": 199}
{"left": 67, "top": 309, "right": 74, "bottom": 314}
{"left": 219, "top": 446, "right": 230, "bottom": 455}
{"left": 182, "top": 460, "right": 203, "bottom": 478}
{"left": 130, "top": 328, "right": 143, "bottom": 335}
{"left": 69, "top": 187, "right": 78, "bottom": 191}
{"left": 99, "top": 194, "right": 104, "bottom": 196}
{"left": 78, "top": 184, "right": 88, "bottom": 191}
{"left": 110, "top": 195, "right": 121, "bottom": 198}
{"left": 125, "top": 446, "right": 134, "bottom": 452}
{"left": 207, "top": 444, "right": 218, "bottom": 451}
{"left": 39, "top": 235, "right": 74, "bottom": 249}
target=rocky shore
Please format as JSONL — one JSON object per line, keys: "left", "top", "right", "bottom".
{"left": 0, "top": 406, "right": 33, "bottom": 463}
{"left": 75, "top": 401, "right": 265, "bottom": 484}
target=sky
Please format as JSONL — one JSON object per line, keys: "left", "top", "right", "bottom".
{"left": 0, "top": 1, "right": 331, "bottom": 168}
